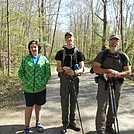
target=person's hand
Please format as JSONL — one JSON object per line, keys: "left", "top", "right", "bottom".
{"left": 62, "top": 66, "right": 75, "bottom": 76}
{"left": 109, "top": 69, "right": 120, "bottom": 78}
{"left": 108, "top": 73, "right": 115, "bottom": 78}
{"left": 66, "top": 70, "right": 75, "bottom": 76}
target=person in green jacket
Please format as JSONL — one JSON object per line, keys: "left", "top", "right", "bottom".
{"left": 18, "top": 40, "right": 51, "bottom": 134}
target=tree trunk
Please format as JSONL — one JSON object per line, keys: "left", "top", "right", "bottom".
{"left": 120, "top": 0, "right": 124, "bottom": 51}
{"left": 0, "top": 4, "right": 4, "bottom": 69}
{"left": 41, "top": 0, "right": 48, "bottom": 57}
{"left": 91, "top": 0, "right": 94, "bottom": 59}
{"left": 102, "top": 0, "right": 107, "bottom": 50}
{"left": 49, "top": 0, "right": 62, "bottom": 59}
{"left": 7, "top": 0, "right": 11, "bottom": 76}
{"left": 38, "top": 0, "right": 41, "bottom": 42}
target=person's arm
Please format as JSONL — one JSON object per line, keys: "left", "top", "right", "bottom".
{"left": 18, "top": 58, "right": 27, "bottom": 84}
{"left": 118, "top": 53, "right": 132, "bottom": 78}
{"left": 93, "top": 61, "right": 119, "bottom": 75}
{"left": 44, "top": 58, "right": 51, "bottom": 83}
{"left": 56, "top": 60, "right": 65, "bottom": 72}
{"left": 56, "top": 60, "right": 82, "bottom": 76}
{"left": 118, "top": 65, "right": 132, "bottom": 78}
{"left": 93, "top": 61, "right": 132, "bottom": 78}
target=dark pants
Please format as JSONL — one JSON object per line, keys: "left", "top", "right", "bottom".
{"left": 60, "top": 73, "right": 79, "bottom": 127}
{"left": 24, "top": 89, "right": 46, "bottom": 107}
{"left": 96, "top": 78, "right": 123, "bottom": 133}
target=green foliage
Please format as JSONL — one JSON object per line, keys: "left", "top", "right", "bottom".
{"left": 0, "top": 75, "right": 20, "bottom": 94}
{"left": 0, "top": 0, "right": 133, "bottom": 99}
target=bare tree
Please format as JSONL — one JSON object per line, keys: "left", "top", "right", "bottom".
{"left": 7, "top": 0, "right": 11, "bottom": 76}
{"left": 41, "top": 0, "right": 48, "bottom": 57}
{"left": 38, "top": 0, "right": 42, "bottom": 42}
{"left": 102, "top": 0, "right": 108, "bottom": 49}
{"left": 49, "top": 0, "right": 62, "bottom": 59}
{"left": 95, "top": 0, "right": 109, "bottom": 49}
{"left": 120, "top": 0, "right": 124, "bottom": 51}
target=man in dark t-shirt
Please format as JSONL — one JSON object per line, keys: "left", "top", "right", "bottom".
{"left": 93, "top": 34, "right": 132, "bottom": 134}
{"left": 55, "top": 47, "right": 85, "bottom": 69}
{"left": 55, "top": 32, "right": 85, "bottom": 133}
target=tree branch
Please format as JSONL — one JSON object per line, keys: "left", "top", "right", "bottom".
{"left": 94, "top": 31, "right": 102, "bottom": 38}
{"left": 95, "top": 12, "right": 103, "bottom": 21}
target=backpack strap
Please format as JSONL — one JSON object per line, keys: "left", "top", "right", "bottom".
{"left": 62, "top": 47, "right": 78, "bottom": 68}
{"left": 90, "top": 49, "right": 108, "bottom": 74}
{"left": 101, "top": 48, "right": 109, "bottom": 64}
{"left": 118, "top": 51, "right": 125, "bottom": 67}
{"left": 101, "top": 49, "right": 125, "bottom": 64}
{"left": 73, "top": 47, "right": 78, "bottom": 63}
{"left": 62, "top": 47, "right": 66, "bottom": 63}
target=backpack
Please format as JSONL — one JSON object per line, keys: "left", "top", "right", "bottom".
{"left": 61, "top": 47, "right": 78, "bottom": 68}
{"left": 58, "top": 47, "right": 78, "bottom": 77}
{"left": 90, "top": 49, "right": 125, "bottom": 74}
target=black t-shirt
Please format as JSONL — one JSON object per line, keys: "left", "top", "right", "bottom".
{"left": 55, "top": 47, "right": 85, "bottom": 70}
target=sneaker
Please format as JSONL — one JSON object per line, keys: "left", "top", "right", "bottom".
{"left": 36, "top": 122, "right": 44, "bottom": 133}
{"left": 24, "top": 128, "right": 30, "bottom": 134}
{"left": 68, "top": 123, "right": 80, "bottom": 131}
{"left": 106, "top": 127, "right": 116, "bottom": 134}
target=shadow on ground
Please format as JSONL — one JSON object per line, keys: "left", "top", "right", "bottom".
{"left": 0, "top": 125, "right": 24, "bottom": 134}
{"left": 0, "top": 125, "right": 63, "bottom": 134}
{"left": 86, "top": 130, "right": 134, "bottom": 134}
{"left": 0, "top": 124, "right": 134, "bottom": 134}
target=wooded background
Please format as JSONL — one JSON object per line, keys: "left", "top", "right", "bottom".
{"left": 0, "top": 0, "right": 133, "bottom": 78}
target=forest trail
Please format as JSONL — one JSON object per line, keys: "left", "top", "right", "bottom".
{"left": 0, "top": 67, "right": 134, "bottom": 134}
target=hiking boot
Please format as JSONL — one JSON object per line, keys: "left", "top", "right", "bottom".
{"left": 97, "top": 132, "right": 105, "bottom": 134}
{"left": 24, "top": 128, "right": 30, "bottom": 134}
{"left": 68, "top": 123, "right": 80, "bottom": 131}
{"left": 106, "top": 127, "right": 116, "bottom": 134}
{"left": 60, "top": 129, "right": 67, "bottom": 134}
{"left": 97, "top": 129, "right": 105, "bottom": 134}
{"left": 60, "top": 125, "right": 67, "bottom": 134}
{"left": 36, "top": 122, "right": 44, "bottom": 133}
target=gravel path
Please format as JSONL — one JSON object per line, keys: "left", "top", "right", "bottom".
{"left": 0, "top": 67, "right": 134, "bottom": 134}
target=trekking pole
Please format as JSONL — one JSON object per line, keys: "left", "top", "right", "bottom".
{"left": 63, "top": 87, "right": 68, "bottom": 134}
{"left": 71, "top": 78, "right": 85, "bottom": 134}
{"left": 108, "top": 77, "right": 119, "bottom": 134}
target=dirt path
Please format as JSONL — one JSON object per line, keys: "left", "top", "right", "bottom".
{"left": 0, "top": 67, "right": 134, "bottom": 134}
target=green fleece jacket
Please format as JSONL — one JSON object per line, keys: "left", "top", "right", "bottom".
{"left": 18, "top": 54, "right": 51, "bottom": 93}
